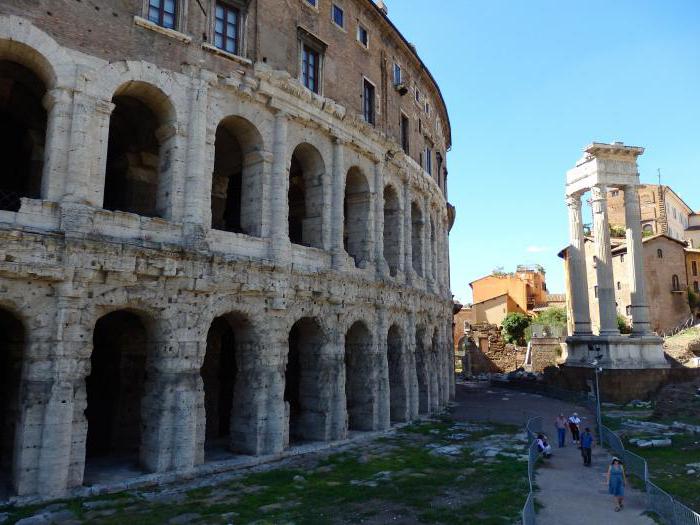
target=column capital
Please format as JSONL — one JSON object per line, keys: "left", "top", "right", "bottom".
{"left": 95, "top": 99, "right": 116, "bottom": 115}
{"left": 590, "top": 184, "right": 607, "bottom": 200}
{"left": 565, "top": 193, "right": 583, "bottom": 208}
{"left": 42, "top": 87, "right": 72, "bottom": 111}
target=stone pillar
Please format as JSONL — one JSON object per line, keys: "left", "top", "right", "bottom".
{"left": 406, "top": 312, "right": 419, "bottom": 418}
{"left": 403, "top": 181, "right": 413, "bottom": 283}
{"left": 591, "top": 185, "right": 619, "bottom": 335}
{"left": 565, "top": 193, "right": 593, "bottom": 335}
{"left": 624, "top": 185, "right": 653, "bottom": 335}
{"left": 375, "top": 307, "right": 391, "bottom": 430}
{"left": 63, "top": 91, "right": 97, "bottom": 203}
{"left": 41, "top": 88, "right": 73, "bottom": 203}
{"left": 183, "top": 72, "right": 214, "bottom": 226}
{"left": 422, "top": 196, "right": 430, "bottom": 284}
{"left": 331, "top": 137, "right": 346, "bottom": 269}
{"left": 373, "top": 161, "right": 386, "bottom": 276}
{"left": 88, "top": 99, "right": 115, "bottom": 208}
{"left": 268, "top": 111, "right": 290, "bottom": 263}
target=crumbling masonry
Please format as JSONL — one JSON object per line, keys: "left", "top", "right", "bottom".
{"left": 0, "top": 0, "right": 454, "bottom": 500}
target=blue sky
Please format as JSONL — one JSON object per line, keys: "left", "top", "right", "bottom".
{"left": 389, "top": 0, "right": 700, "bottom": 304}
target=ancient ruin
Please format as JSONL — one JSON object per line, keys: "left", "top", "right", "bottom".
{"left": 0, "top": 0, "right": 454, "bottom": 500}
{"left": 563, "top": 142, "right": 666, "bottom": 368}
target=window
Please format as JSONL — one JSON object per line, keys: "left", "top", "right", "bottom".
{"left": 594, "top": 285, "right": 598, "bottom": 298}
{"left": 214, "top": 2, "right": 240, "bottom": 54}
{"left": 620, "top": 254, "right": 624, "bottom": 263}
{"left": 693, "top": 261, "right": 698, "bottom": 277}
{"left": 616, "top": 281, "right": 621, "bottom": 290}
{"left": 425, "top": 147, "right": 432, "bottom": 175}
{"left": 393, "top": 63, "right": 402, "bottom": 85}
{"left": 415, "top": 87, "right": 420, "bottom": 102}
{"left": 672, "top": 274, "right": 681, "bottom": 291}
{"left": 695, "top": 281, "right": 699, "bottom": 293}
{"left": 302, "top": 45, "right": 321, "bottom": 93}
{"left": 436, "top": 152, "right": 443, "bottom": 182}
{"left": 611, "top": 190, "right": 619, "bottom": 197}
{"left": 643, "top": 223, "right": 654, "bottom": 234}
{"left": 657, "top": 249, "right": 663, "bottom": 259}
{"left": 148, "top": 0, "right": 176, "bottom": 29}
{"left": 400, "top": 113, "right": 409, "bottom": 154}
{"left": 418, "top": 118, "right": 422, "bottom": 133}
{"left": 305, "top": 0, "right": 317, "bottom": 5}
{"left": 425, "top": 101, "right": 430, "bottom": 115}
{"left": 357, "top": 25, "right": 368, "bottom": 47}
{"left": 363, "top": 79, "right": 375, "bottom": 125}
{"left": 332, "top": 4, "right": 344, "bottom": 28}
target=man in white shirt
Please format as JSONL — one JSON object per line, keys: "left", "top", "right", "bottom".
{"left": 568, "top": 412, "right": 581, "bottom": 444}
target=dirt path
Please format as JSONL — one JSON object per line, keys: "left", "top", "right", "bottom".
{"left": 454, "top": 381, "right": 654, "bottom": 524}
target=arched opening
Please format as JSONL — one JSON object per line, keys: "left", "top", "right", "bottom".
{"left": 415, "top": 326, "right": 429, "bottom": 414}
{"left": 411, "top": 202, "right": 424, "bottom": 276}
{"left": 201, "top": 312, "right": 253, "bottom": 459}
{"left": 672, "top": 274, "right": 681, "bottom": 291}
{"left": 345, "top": 321, "right": 374, "bottom": 430}
{"left": 387, "top": 324, "right": 408, "bottom": 422}
{"left": 104, "top": 82, "right": 174, "bottom": 217}
{"left": 288, "top": 144, "right": 325, "bottom": 248}
{"left": 85, "top": 310, "right": 149, "bottom": 482}
{"left": 211, "top": 116, "right": 264, "bottom": 236}
{"left": 0, "top": 61, "right": 47, "bottom": 211}
{"left": 383, "top": 185, "right": 400, "bottom": 276}
{"left": 344, "top": 168, "right": 371, "bottom": 267}
{"left": 286, "top": 317, "right": 326, "bottom": 444}
{"left": 0, "top": 308, "right": 24, "bottom": 496}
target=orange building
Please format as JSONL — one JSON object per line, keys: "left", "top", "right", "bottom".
{"left": 469, "top": 265, "right": 549, "bottom": 325}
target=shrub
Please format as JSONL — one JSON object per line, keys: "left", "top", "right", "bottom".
{"left": 502, "top": 312, "right": 531, "bottom": 346}
{"left": 617, "top": 314, "right": 631, "bottom": 334}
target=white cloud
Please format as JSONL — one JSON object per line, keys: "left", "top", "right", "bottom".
{"left": 526, "top": 245, "right": 551, "bottom": 253}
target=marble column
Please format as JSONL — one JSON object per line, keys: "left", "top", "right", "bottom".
{"left": 565, "top": 193, "right": 593, "bottom": 335}
{"left": 623, "top": 185, "right": 653, "bottom": 335}
{"left": 591, "top": 185, "right": 619, "bottom": 335}
{"left": 331, "top": 137, "right": 346, "bottom": 270}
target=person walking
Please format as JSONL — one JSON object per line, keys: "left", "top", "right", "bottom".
{"left": 580, "top": 427, "right": 594, "bottom": 466}
{"left": 555, "top": 413, "right": 567, "bottom": 448}
{"left": 568, "top": 412, "right": 581, "bottom": 445}
{"left": 606, "top": 457, "right": 627, "bottom": 511}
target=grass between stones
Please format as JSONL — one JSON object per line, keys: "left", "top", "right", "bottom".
{"left": 0, "top": 418, "right": 529, "bottom": 524}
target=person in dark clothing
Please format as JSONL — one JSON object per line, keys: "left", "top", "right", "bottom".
{"left": 580, "top": 427, "right": 594, "bottom": 466}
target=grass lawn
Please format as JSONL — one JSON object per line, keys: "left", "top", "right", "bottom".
{"left": 0, "top": 419, "right": 529, "bottom": 525}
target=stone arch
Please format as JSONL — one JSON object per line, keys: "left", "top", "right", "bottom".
{"left": 288, "top": 143, "right": 325, "bottom": 248}
{"left": 344, "top": 167, "right": 371, "bottom": 268}
{"left": 415, "top": 325, "right": 429, "bottom": 414}
{"left": 84, "top": 308, "right": 155, "bottom": 483}
{"left": 344, "top": 320, "right": 375, "bottom": 430}
{"left": 387, "top": 323, "right": 409, "bottom": 422}
{"left": 286, "top": 317, "right": 329, "bottom": 443}
{"left": 201, "top": 311, "right": 256, "bottom": 459}
{"left": 0, "top": 306, "right": 25, "bottom": 496}
{"left": 411, "top": 201, "right": 424, "bottom": 277}
{"left": 103, "top": 81, "right": 177, "bottom": 218}
{"left": 0, "top": 59, "right": 47, "bottom": 212}
{"left": 383, "top": 184, "right": 401, "bottom": 276}
{"left": 211, "top": 115, "right": 265, "bottom": 236}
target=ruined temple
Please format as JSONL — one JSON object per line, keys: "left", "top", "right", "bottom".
{"left": 0, "top": 0, "right": 455, "bottom": 499}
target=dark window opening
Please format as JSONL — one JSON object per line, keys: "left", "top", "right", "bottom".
{"left": 358, "top": 26, "right": 368, "bottom": 47}
{"left": 148, "top": 0, "right": 176, "bottom": 29}
{"left": 400, "top": 114, "right": 409, "bottom": 154}
{"left": 672, "top": 274, "right": 681, "bottom": 291}
{"left": 332, "top": 4, "right": 344, "bottom": 27}
{"left": 302, "top": 45, "right": 320, "bottom": 93}
{"left": 363, "top": 79, "right": 375, "bottom": 125}
{"left": 214, "top": 2, "right": 240, "bottom": 54}
{"left": 693, "top": 261, "right": 698, "bottom": 276}
{"left": 694, "top": 281, "right": 699, "bottom": 293}
{"left": 0, "top": 61, "right": 46, "bottom": 212}
{"left": 657, "top": 249, "right": 663, "bottom": 259}
{"left": 288, "top": 143, "right": 325, "bottom": 248}
{"left": 0, "top": 308, "right": 24, "bottom": 496}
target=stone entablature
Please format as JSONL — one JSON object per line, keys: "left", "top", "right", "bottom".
{"left": 0, "top": 14, "right": 454, "bottom": 501}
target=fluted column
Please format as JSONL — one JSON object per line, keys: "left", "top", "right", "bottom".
{"left": 565, "top": 193, "right": 593, "bottom": 335}
{"left": 591, "top": 185, "right": 619, "bottom": 335}
{"left": 624, "top": 185, "right": 653, "bottom": 335}
{"left": 269, "top": 111, "right": 289, "bottom": 263}
{"left": 331, "top": 137, "right": 346, "bottom": 269}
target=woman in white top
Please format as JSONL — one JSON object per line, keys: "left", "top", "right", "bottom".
{"left": 568, "top": 412, "right": 581, "bottom": 444}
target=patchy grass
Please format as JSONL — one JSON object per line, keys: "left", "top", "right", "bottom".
{"left": 0, "top": 420, "right": 529, "bottom": 524}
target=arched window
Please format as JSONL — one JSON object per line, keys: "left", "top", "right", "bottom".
{"left": 343, "top": 168, "right": 370, "bottom": 267}
{"left": 643, "top": 224, "right": 654, "bottom": 234}
{"left": 0, "top": 61, "right": 47, "bottom": 211}
{"left": 672, "top": 274, "right": 680, "bottom": 291}
{"left": 288, "top": 144, "right": 325, "bottom": 248}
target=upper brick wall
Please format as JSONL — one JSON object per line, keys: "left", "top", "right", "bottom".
{"left": 0, "top": 0, "right": 450, "bottom": 188}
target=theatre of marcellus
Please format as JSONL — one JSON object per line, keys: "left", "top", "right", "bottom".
{"left": 0, "top": 0, "right": 455, "bottom": 499}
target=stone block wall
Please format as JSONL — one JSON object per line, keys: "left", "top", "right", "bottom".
{"left": 0, "top": 8, "right": 454, "bottom": 501}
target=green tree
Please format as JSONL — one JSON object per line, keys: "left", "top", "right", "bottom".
{"left": 617, "top": 314, "right": 631, "bottom": 334}
{"left": 501, "top": 312, "right": 531, "bottom": 346}
{"left": 535, "top": 306, "right": 567, "bottom": 327}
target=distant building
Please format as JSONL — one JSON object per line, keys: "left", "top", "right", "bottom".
{"left": 468, "top": 265, "right": 548, "bottom": 325}
{"left": 607, "top": 184, "right": 696, "bottom": 244}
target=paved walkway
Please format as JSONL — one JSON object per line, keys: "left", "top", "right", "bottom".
{"left": 455, "top": 381, "right": 654, "bottom": 525}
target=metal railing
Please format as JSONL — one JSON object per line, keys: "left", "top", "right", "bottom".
{"left": 522, "top": 416, "right": 543, "bottom": 525}
{"left": 599, "top": 423, "right": 700, "bottom": 524}
{"left": 660, "top": 315, "right": 697, "bottom": 339}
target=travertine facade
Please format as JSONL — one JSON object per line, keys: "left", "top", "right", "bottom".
{"left": 0, "top": 0, "right": 454, "bottom": 500}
